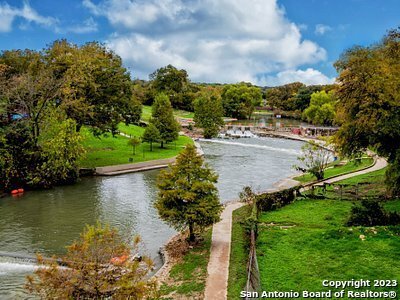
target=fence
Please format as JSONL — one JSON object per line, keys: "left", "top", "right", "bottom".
{"left": 307, "top": 182, "right": 387, "bottom": 201}
{"left": 244, "top": 187, "right": 300, "bottom": 299}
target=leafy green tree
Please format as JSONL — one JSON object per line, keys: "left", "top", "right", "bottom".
{"left": 2, "top": 65, "right": 62, "bottom": 145}
{"left": 194, "top": 95, "right": 224, "bottom": 138}
{"left": 26, "top": 222, "right": 158, "bottom": 299}
{"left": 128, "top": 136, "right": 141, "bottom": 155}
{"left": 156, "top": 145, "right": 222, "bottom": 242}
{"left": 150, "top": 64, "right": 193, "bottom": 110}
{"left": 265, "top": 82, "right": 305, "bottom": 111}
{"left": 334, "top": 28, "right": 400, "bottom": 195}
{"left": 142, "top": 123, "right": 160, "bottom": 151}
{"left": 150, "top": 93, "right": 180, "bottom": 148}
{"left": 32, "top": 110, "right": 84, "bottom": 187}
{"left": 0, "top": 110, "right": 84, "bottom": 190}
{"left": 221, "top": 82, "right": 262, "bottom": 119}
{"left": 302, "top": 90, "right": 336, "bottom": 125}
{"left": 46, "top": 40, "right": 142, "bottom": 134}
{"left": 0, "top": 121, "right": 35, "bottom": 191}
{"left": 292, "top": 85, "right": 324, "bottom": 111}
{"left": 294, "top": 142, "right": 332, "bottom": 180}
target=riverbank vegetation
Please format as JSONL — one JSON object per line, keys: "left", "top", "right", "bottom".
{"left": 294, "top": 156, "right": 374, "bottom": 183}
{"left": 26, "top": 223, "right": 158, "bottom": 299}
{"left": 334, "top": 28, "right": 400, "bottom": 197}
{"left": 159, "top": 228, "right": 212, "bottom": 299}
{"left": 228, "top": 168, "right": 400, "bottom": 298}
{"left": 257, "top": 169, "right": 400, "bottom": 293}
{"left": 228, "top": 205, "right": 252, "bottom": 299}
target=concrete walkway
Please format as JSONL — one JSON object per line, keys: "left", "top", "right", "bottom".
{"left": 204, "top": 155, "right": 387, "bottom": 300}
{"left": 204, "top": 201, "right": 244, "bottom": 300}
{"left": 314, "top": 156, "right": 387, "bottom": 185}
{"left": 95, "top": 158, "right": 176, "bottom": 176}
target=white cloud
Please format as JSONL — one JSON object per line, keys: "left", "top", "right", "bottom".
{"left": 315, "top": 24, "right": 332, "bottom": 36}
{"left": 260, "top": 68, "right": 336, "bottom": 86}
{"left": 85, "top": 0, "right": 332, "bottom": 85}
{"left": 64, "top": 17, "right": 98, "bottom": 34}
{"left": 0, "top": 1, "right": 57, "bottom": 32}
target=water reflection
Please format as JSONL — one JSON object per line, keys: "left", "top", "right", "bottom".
{"left": 0, "top": 136, "right": 304, "bottom": 297}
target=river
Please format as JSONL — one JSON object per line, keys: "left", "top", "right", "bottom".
{"left": 0, "top": 136, "right": 303, "bottom": 298}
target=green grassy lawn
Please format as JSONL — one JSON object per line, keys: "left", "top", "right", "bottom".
{"left": 256, "top": 168, "right": 399, "bottom": 296}
{"left": 141, "top": 105, "right": 152, "bottom": 122}
{"left": 257, "top": 199, "right": 399, "bottom": 293}
{"left": 160, "top": 229, "right": 212, "bottom": 299}
{"left": 227, "top": 167, "right": 399, "bottom": 299}
{"left": 227, "top": 205, "right": 252, "bottom": 299}
{"left": 294, "top": 157, "right": 374, "bottom": 183}
{"left": 142, "top": 105, "right": 194, "bottom": 122}
{"left": 79, "top": 126, "right": 193, "bottom": 168}
{"left": 117, "top": 122, "right": 145, "bottom": 137}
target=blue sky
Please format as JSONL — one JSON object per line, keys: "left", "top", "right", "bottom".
{"left": 0, "top": 0, "right": 399, "bottom": 86}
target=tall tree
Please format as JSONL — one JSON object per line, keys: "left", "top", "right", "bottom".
{"left": 265, "top": 82, "right": 305, "bottom": 111}
{"left": 194, "top": 94, "right": 224, "bottom": 138}
{"left": 156, "top": 145, "right": 222, "bottom": 242}
{"left": 150, "top": 93, "right": 180, "bottom": 148}
{"left": 334, "top": 28, "right": 400, "bottom": 195}
{"left": 221, "top": 82, "right": 262, "bottom": 119}
{"left": 302, "top": 90, "right": 336, "bottom": 125}
{"left": 46, "top": 40, "right": 142, "bottom": 134}
{"left": 150, "top": 64, "right": 193, "bottom": 110}
{"left": 26, "top": 223, "right": 158, "bottom": 299}
{"left": 293, "top": 85, "right": 324, "bottom": 111}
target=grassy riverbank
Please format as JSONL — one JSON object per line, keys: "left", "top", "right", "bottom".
{"left": 227, "top": 168, "right": 400, "bottom": 298}
{"left": 257, "top": 168, "right": 399, "bottom": 294}
{"left": 257, "top": 200, "right": 399, "bottom": 293}
{"left": 79, "top": 125, "right": 193, "bottom": 168}
{"left": 293, "top": 157, "right": 374, "bottom": 183}
{"left": 228, "top": 205, "right": 252, "bottom": 299}
{"left": 159, "top": 229, "right": 212, "bottom": 299}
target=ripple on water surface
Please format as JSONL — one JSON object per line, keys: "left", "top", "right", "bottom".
{"left": 0, "top": 136, "right": 304, "bottom": 297}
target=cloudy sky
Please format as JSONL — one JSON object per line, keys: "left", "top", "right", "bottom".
{"left": 1, "top": 0, "right": 399, "bottom": 86}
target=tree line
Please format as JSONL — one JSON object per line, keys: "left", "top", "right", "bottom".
{"left": 0, "top": 40, "right": 142, "bottom": 191}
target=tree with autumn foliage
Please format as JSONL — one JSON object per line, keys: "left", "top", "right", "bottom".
{"left": 155, "top": 144, "right": 222, "bottom": 242}
{"left": 334, "top": 28, "right": 400, "bottom": 196}
{"left": 26, "top": 222, "right": 158, "bottom": 299}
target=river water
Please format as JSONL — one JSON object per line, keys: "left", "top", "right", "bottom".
{"left": 0, "top": 137, "right": 303, "bottom": 298}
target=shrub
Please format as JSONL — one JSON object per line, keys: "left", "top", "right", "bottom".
{"left": 347, "top": 200, "right": 400, "bottom": 226}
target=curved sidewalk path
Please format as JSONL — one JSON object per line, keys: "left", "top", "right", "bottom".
{"left": 314, "top": 156, "right": 387, "bottom": 185}
{"left": 204, "top": 155, "right": 387, "bottom": 300}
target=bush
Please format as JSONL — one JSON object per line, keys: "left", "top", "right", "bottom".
{"left": 347, "top": 200, "right": 400, "bottom": 226}
{"left": 256, "top": 187, "right": 298, "bottom": 212}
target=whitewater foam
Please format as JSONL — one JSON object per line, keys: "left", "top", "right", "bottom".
{"left": 0, "top": 262, "right": 37, "bottom": 274}
{"left": 199, "top": 139, "right": 301, "bottom": 155}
